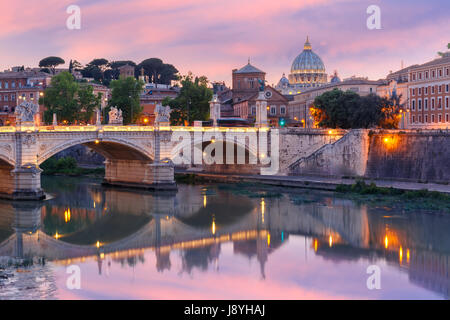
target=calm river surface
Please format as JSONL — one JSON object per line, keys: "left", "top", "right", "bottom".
{"left": 0, "top": 176, "right": 449, "bottom": 300}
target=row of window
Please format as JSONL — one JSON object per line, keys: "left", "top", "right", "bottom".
{"left": 249, "top": 105, "right": 286, "bottom": 115}
{"left": 411, "top": 84, "right": 449, "bottom": 96}
{"left": 411, "top": 114, "right": 450, "bottom": 123}
{"left": 0, "top": 92, "right": 36, "bottom": 102}
{"left": 410, "top": 67, "right": 450, "bottom": 81}
{"left": 0, "top": 80, "right": 26, "bottom": 89}
{"left": 411, "top": 97, "right": 449, "bottom": 111}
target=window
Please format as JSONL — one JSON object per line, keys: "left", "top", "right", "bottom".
{"left": 11, "top": 94, "right": 15, "bottom": 101}
{"left": 424, "top": 98, "right": 428, "bottom": 110}
{"left": 425, "top": 87, "right": 428, "bottom": 95}
{"left": 4, "top": 95, "right": 8, "bottom": 102}
{"left": 4, "top": 82, "right": 8, "bottom": 89}
{"left": 438, "top": 114, "right": 442, "bottom": 122}
{"left": 412, "top": 73, "right": 416, "bottom": 81}
{"left": 270, "top": 106, "right": 276, "bottom": 115}
{"left": 412, "top": 100, "right": 416, "bottom": 111}
{"left": 431, "top": 114, "right": 434, "bottom": 123}
{"left": 431, "top": 86, "right": 435, "bottom": 94}
{"left": 11, "top": 81, "right": 15, "bottom": 88}
{"left": 431, "top": 98, "right": 435, "bottom": 110}
{"left": 425, "top": 115, "right": 428, "bottom": 123}
{"left": 438, "top": 85, "right": 442, "bottom": 93}
{"left": 280, "top": 106, "right": 286, "bottom": 114}
{"left": 419, "top": 73, "right": 422, "bottom": 80}
{"left": 418, "top": 115, "right": 422, "bottom": 123}
{"left": 425, "top": 71, "right": 429, "bottom": 79}
{"left": 446, "top": 84, "right": 449, "bottom": 92}
{"left": 0, "top": 81, "right": 2, "bottom": 88}
{"left": 418, "top": 88, "right": 422, "bottom": 95}
{"left": 412, "top": 115, "right": 415, "bottom": 123}
{"left": 438, "top": 97, "right": 442, "bottom": 109}
{"left": 446, "top": 97, "right": 449, "bottom": 109}
{"left": 439, "top": 69, "right": 442, "bottom": 77}
{"left": 251, "top": 107, "right": 256, "bottom": 115}
{"left": 418, "top": 99, "right": 422, "bottom": 110}
{"left": 432, "top": 70, "right": 435, "bottom": 78}
{"left": 412, "top": 88, "right": 415, "bottom": 96}
{"left": 369, "top": 87, "right": 373, "bottom": 93}
{"left": 446, "top": 113, "right": 449, "bottom": 122}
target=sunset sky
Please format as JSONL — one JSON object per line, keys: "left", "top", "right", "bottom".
{"left": 1, "top": 0, "right": 448, "bottom": 86}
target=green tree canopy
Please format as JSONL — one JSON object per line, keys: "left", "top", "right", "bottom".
{"left": 38, "top": 56, "right": 65, "bottom": 74}
{"left": 108, "top": 77, "right": 144, "bottom": 124}
{"left": 39, "top": 72, "right": 101, "bottom": 124}
{"left": 163, "top": 72, "right": 212, "bottom": 126}
{"left": 137, "top": 58, "right": 178, "bottom": 84}
{"left": 311, "top": 88, "right": 403, "bottom": 129}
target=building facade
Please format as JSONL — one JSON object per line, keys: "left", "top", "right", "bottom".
{"left": 218, "top": 61, "right": 289, "bottom": 126}
{"left": 0, "top": 71, "right": 51, "bottom": 126}
{"left": 408, "top": 53, "right": 450, "bottom": 129}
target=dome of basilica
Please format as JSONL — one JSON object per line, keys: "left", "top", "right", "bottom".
{"left": 291, "top": 38, "right": 325, "bottom": 73}
{"left": 288, "top": 37, "right": 327, "bottom": 88}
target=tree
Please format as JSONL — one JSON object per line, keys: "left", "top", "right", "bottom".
{"left": 108, "top": 77, "right": 144, "bottom": 124}
{"left": 39, "top": 56, "right": 65, "bottom": 74}
{"left": 137, "top": 58, "right": 179, "bottom": 84}
{"left": 39, "top": 72, "right": 101, "bottom": 124}
{"left": 311, "top": 88, "right": 402, "bottom": 129}
{"left": 78, "top": 84, "right": 102, "bottom": 123}
{"left": 163, "top": 72, "right": 212, "bottom": 126}
{"left": 81, "top": 58, "right": 110, "bottom": 84}
{"left": 437, "top": 43, "right": 450, "bottom": 57}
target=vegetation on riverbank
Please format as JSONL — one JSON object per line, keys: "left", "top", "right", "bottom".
{"left": 336, "top": 180, "right": 450, "bottom": 213}
{"left": 41, "top": 156, "right": 105, "bottom": 177}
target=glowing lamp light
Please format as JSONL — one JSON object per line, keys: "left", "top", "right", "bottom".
{"left": 143, "top": 118, "right": 149, "bottom": 124}
{"left": 96, "top": 241, "right": 101, "bottom": 249}
{"left": 328, "top": 235, "right": 333, "bottom": 247}
{"left": 314, "top": 239, "right": 318, "bottom": 252}
{"left": 212, "top": 220, "right": 216, "bottom": 235}
{"left": 328, "top": 130, "right": 333, "bottom": 135}
{"left": 55, "top": 232, "right": 60, "bottom": 239}
{"left": 95, "top": 139, "right": 100, "bottom": 144}
{"left": 267, "top": 233, "right": 271, "bottom": 247}
{"left": 384, "top": 235, "right": 389, "bottom": 249}
{"left": 399, "top": 246, "right": 403, "bottom": 263}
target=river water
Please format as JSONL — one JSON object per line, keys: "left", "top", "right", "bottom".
{"left": 0, "top": 176, "right": 449, "bottom": 300}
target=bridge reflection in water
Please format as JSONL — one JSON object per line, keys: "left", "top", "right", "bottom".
{"left": 1, "top": 176, "right": 450, "bottom": 299}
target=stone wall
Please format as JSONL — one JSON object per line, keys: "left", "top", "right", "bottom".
{"left": 279, "top": 128, "right": 347, "bottom": 172}
{"left": 285, "top": 129, "right": 450, "bottom": 183}
{"left": 366, "top": 130, "right": 450, "bottom": 183}
{"left": 288, "top": 130, "right": 369, "bottom": 177}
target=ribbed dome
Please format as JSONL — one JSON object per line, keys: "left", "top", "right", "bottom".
{"left": 290, "top": 37, "right": 325, "bottom": 73}
{"left": 277, "top": 73, "right": 290, "bottom": 86}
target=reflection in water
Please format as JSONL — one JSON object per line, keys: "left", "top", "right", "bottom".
{"left": 0, "top": 176, "right": 449, "bottom": 299}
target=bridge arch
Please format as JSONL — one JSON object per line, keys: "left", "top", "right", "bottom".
{"left": 37, "top": 137, "right": 154, "bottom": 165}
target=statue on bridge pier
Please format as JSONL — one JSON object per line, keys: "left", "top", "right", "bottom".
{"left": 15, "top": 101, "right": 39, "bottom": 126}
{"left": 154, "top": 104, "right": 171, "bottom": 126}
{"left": 108, "top": 106, "right": 123, "bottom": 125}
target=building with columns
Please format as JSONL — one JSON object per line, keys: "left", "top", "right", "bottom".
{"left": 218, "top": 60, "right": 289, "bottom": 127}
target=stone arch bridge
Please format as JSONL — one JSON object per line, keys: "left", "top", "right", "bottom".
{"left": 0, "top": 124, "right": 292, "bottom": 200}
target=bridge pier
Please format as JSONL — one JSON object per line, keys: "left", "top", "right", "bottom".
{"left": 103, "top": 159, "right": 176, "bottom": 191}
{"left": 0, "top": 164, "right": 45, "bottom": 201}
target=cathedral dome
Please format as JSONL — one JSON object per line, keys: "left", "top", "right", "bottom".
{"left": 291, "top": 37, "right": 325, "bottom": 73}
{"left": 288, "top": 37, "right": 327, "bottom": 88}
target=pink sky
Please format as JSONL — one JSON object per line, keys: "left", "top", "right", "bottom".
{"left": 0, "top": 0, "right": 448, "bottom": 86}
